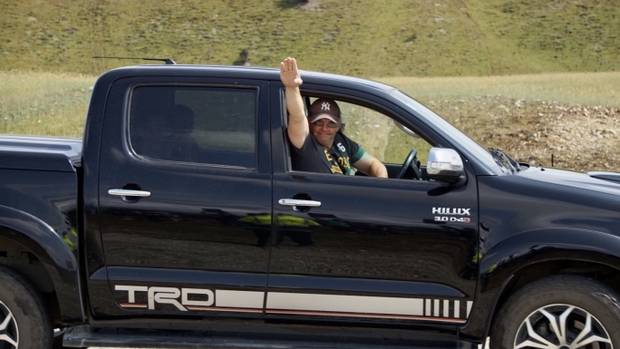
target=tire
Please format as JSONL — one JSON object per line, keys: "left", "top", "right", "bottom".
{"left": 491, "top": 275, "right": 620, "bottom": 349}
{"left": 0, "top": 266, "right": 52, "bottom": 349}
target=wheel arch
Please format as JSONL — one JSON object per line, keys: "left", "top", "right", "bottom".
{"left": 487, "top": 259, "right": 620, "bottom": 337}
{"left": 0, "top": 204, "right": 84, "bottom": 323}
{"left": 462, "top": 227, "right": 620, "bottom": 339}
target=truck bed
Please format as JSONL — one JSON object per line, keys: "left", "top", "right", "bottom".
{"left": 0, "top": 135, "right": 82, "bottom": 172}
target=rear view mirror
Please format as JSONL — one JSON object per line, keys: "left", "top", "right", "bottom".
{"left": 426, "top": 148, "right": 465, "bottom": 183}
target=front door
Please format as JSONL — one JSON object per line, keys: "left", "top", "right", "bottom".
{"left": 267, "top": 88, "right": 478, "bottom": 327}
{"left": 94, "top": 77, "right": 271, "bottom": 318}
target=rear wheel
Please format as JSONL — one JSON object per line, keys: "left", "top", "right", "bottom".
{"left": 492, "top": 275, "right": 620, "bottom": 349}
{"left": 0, "top": 266, "right": 52, "bottom": 349}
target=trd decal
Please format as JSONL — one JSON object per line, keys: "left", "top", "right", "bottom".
{"left": 432, "top": 207, "right": 472, "bottom": 223}
{"left": 114, "top": 286, "right": 265, "bottom": 313}
{"left": 115, "top": 285, "right": 214, "bottom": 311}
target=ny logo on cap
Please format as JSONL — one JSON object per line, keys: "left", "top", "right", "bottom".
{"left": 321, "top": 102, "right": 331, "bottom": 111}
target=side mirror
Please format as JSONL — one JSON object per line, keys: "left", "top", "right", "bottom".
{"left": 426, "top": 148, "right": 465, "bottom": 183}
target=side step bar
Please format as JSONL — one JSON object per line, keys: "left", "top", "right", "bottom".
{"left": 63, "top": 325, "right": 476, "bottom": 349}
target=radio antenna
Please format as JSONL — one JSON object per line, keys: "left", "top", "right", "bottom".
{"left": 93, "top": 56, "right": 176, "bottom": 64}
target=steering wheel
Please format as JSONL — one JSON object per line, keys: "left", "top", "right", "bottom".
{"left": 398, "top": 149, "right": 421, "bottom": 179}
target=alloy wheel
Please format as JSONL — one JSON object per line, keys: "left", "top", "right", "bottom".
{"left": 514, "top": 304, "right": 613, "bottom": 349}
{"left": 0, "top": 301, "right": 18, "bottom": 349}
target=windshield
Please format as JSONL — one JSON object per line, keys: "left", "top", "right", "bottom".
{"left": 391, "top": 90, "right": 510, "bottom": 175}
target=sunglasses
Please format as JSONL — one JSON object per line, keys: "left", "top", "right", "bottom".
{"left": 311, "top": 120, "right": 340, "bottom": 129}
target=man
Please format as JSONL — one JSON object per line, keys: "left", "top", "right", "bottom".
{"left": 280, "top": 57, "right": 388, "bottom": 178}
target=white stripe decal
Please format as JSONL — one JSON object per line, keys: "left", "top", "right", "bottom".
{"left": 114, "top": 285, "right": 474, "bottom": 321}
{"left": 267, "top": 309, "right": 466, "bottom": 323}
{"left": 120, "top": 303, "right": 147, "bottom": 308}
{"left": 425, "top": 299, "right": 432, "bottom": 316}
{"left": 267, "top": 292, "right": 424, "bottom": 317}
{"left": 186, "top": 306, "right": 263, "bottom": 313}
{"left": 215, "top": 290, "right": 264, "bottom": 309}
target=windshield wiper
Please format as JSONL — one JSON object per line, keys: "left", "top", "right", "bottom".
{"left": 488, "top": 148, "right": 520, "bottom": 173}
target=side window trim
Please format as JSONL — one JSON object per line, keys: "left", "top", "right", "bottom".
{"left": 124, "top": 82, "right": 261, "bottom": 170}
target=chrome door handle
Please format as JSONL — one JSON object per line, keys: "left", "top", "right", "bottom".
{"left": 108, "top": 189, "right": 151, "bottom": 198}
{"left": 278, "top": 198, "right": 321, "bottom": 208}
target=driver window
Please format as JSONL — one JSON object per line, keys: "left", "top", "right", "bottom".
{"left": 291, "top": 96, "right": 434, "bottom": 180}
{"left": 339, "top": 101, "right": 432, "bottom": 166}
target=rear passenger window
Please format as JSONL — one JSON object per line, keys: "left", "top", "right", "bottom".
{"left": 129, "top": 86, "right": 257, "bottom": 168}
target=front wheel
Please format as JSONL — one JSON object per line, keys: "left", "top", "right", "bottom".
{"left": 492, "top": 275, "right": 620, "bottom": 349}
{"left": 0, "top": 266, "right": 52, "bottom": 349}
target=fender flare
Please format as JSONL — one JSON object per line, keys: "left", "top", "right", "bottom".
{"left": 0, "top": 204, "right": 84, "bottom": 322}
{"left": 462, "top": 228, "right": 620, "bottom": 338}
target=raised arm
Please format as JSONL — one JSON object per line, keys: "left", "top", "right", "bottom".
{"left": 280, "top": 57, "right": 308, "bottom": 149}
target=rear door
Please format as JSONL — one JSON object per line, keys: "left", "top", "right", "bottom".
{"left": 92, "top": 76, "right": 271, "bottom": 318}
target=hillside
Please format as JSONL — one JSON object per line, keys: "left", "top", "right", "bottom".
{"left": 1, "top": 0, "right": 619, "bottom": 76}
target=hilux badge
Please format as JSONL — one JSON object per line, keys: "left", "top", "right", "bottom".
{"left": 432, "top": 207, "right": 472, "bottom": 223}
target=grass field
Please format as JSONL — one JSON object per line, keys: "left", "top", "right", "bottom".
{"left": 0, "top": 71, "right": 93, "bottom": 136}
{"left": 381, "top": 72, "right": 620, "bottom": 107}
{"left": 1, "top": 0, "right": 619, "bottom": 77}
{"left": 1, "top": 70, "right": 619, "bottom": 172}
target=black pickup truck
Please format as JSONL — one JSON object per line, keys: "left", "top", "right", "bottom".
{"left": 0, "top": 64, "right": 619, "bottom": 349}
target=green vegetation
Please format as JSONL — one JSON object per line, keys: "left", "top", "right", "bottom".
{"left": 1, "top": 70, "right": 618, "bottom": 172}
{"left": 0, "top": 71, "right": 92, "bottom": 137}
{"left": 381, "top": 72, "right": 620, "bottom": 107}
{"left": 4, "top": 70, "right": 617, "bottom": 137}
{"left": 1, "top": 0, "right": 619, "bottom": 77}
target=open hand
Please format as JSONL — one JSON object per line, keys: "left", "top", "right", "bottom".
{"left": 280, "top": 57, "right": 303, "bottom": 88}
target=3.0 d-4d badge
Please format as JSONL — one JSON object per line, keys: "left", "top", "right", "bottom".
{"left": 432, "top": 207, "right": 472, "bottom": 223}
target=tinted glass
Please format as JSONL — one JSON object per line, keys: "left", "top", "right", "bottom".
{"left": 129, "top": 86, "right": 257, "bottom": 167}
